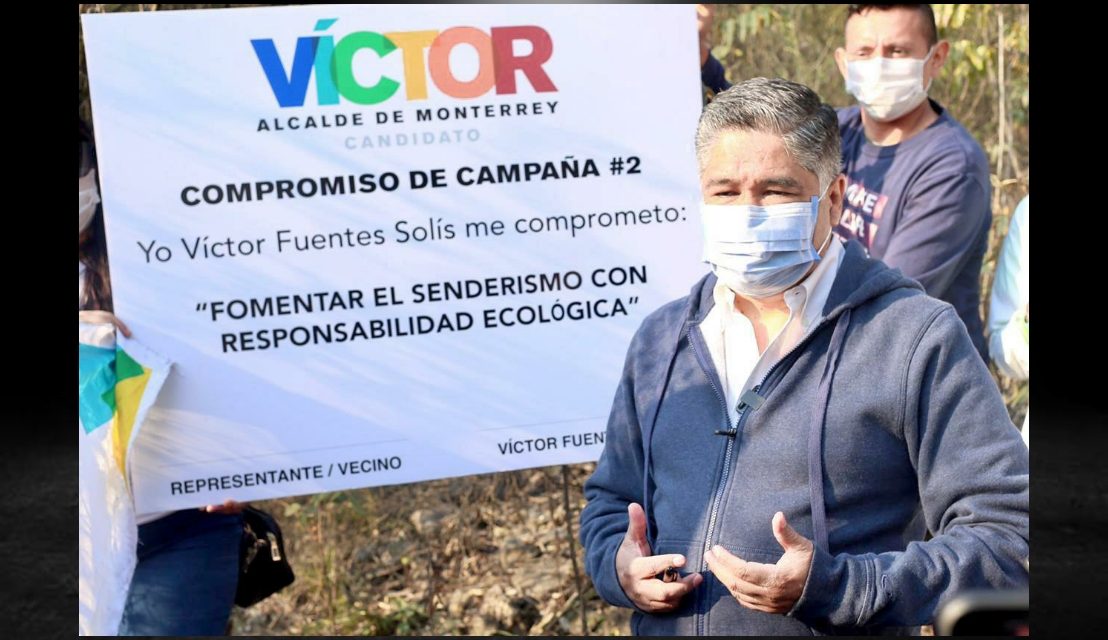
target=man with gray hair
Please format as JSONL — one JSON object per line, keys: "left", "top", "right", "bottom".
{"left": 579, "top": 77, "right": 1028, "bottom": 635}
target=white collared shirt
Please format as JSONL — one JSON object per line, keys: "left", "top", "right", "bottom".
{"left": 702, "top": 238, "right": 845, "bottom": 426}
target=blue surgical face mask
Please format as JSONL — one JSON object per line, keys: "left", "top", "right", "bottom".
{"left": 700, "top": 186, "right": 834, "bottom": 298}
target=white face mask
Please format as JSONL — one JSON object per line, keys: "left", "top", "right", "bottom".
{"left": 80, "top": 169, "right": 100, "bottom": 234}
{"left": 845, "top": 47, "right": 934, "bottom": 122}
{"left": 701, "top": 184, "right": 833, "bottom": 299}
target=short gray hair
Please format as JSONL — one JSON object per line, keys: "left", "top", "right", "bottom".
{"left": 695, "top": 77, "right": 841, "bottom": 192}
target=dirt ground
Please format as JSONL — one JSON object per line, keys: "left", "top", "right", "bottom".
{"left": 231, "top": 463, "right": 633, "bottom": 636}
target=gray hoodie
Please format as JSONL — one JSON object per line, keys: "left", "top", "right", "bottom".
{"left": 580, "top": 240, "right": 1029, "bottom": 635}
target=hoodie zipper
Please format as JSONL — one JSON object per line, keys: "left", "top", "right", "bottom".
{"left": 687, "top": 311, "right": 841, "bottom": 636}
{"left": 686, "top": 324, "right": 744, "bottom": 637}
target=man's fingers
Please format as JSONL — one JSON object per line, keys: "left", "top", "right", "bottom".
{"left": 705, "top": 555, "right": 775, "bottom": 599}
{"left": 656, "top": 572, "right": 703, "bottom": 602}
{"left": 772, "top": 511, "right": 812, "bottom": 553}
{"left": 624, "top": 503, "right": 651, "bottom": 556}
{"left": 722, "top": 574, "right": 774, "bottom": 599}
{"left": 630, "top": 553, "right": 687, "bottom": 580}
{"left": 706, "top": 546, "right": 776, "bottom": 586}
{"left": 737, "top": 594, "right": 778, "bottom": 613}
{"left": 708, "top": 542, "right": 806, "bottom": 613}
{"left": 639, "top": 571, "right": 703, "bottom": 604}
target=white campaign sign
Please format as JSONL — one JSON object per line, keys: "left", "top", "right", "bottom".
{"left": 82, "top": 3, "right": 706, "bottom": 514}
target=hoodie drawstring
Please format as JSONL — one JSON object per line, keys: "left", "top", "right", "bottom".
{"left": 808, "top": 308, "right": 851, "bottom": 553}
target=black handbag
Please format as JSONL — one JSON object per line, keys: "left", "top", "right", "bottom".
{"left": 235, "top": 506, "right": 295, "bottom": 607}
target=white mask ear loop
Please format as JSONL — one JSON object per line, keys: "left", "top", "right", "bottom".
{"left": 817, "top": 226, "right": 835, "bottom": 254}
{"left": 815, "top": 180, "right": 835, "bottom": 255}
{"left": 918, "top": 45, "right": 937, "bottom": 93}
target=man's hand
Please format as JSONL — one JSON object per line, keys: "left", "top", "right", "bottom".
{"left": 78, "top": 310, "right": 132, "bottom": 338}
{"left": 697, "top": 4, "right": 715, "bottom": 66}
{"left": 704, "top": 511, "right": 814, "bottom": 614}
{"left": 616, "top": 502, "right": 703, "bottom": 612}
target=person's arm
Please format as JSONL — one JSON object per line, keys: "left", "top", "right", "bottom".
{"left": 701, "top": 53, "right": 732, "bottom": 94}
{"left": 880, "top": 165, "right": 990, "bottom": 301}
{"left": 580, "top": 338, "right": 647, "bottom": 611}
{"left": 581, "top": 314, "right": 703, "bottom": 613}
{"left": 79, "top": 312, "right": 243, "bottom": 513}
{"left": 698, "top": 4, "right": 731, "bottom": 94}
{"left": 987, "top": 197, "right": 1029, "bottom": 380}
{"left": 788, "top": 306, "right": 1029, "bottom": 628}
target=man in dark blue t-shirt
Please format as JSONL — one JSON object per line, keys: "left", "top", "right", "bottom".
{"left": 832, "top": 4, "right": 990, "bottom": 359}
{"left": 700, "top": 4, "right": 991, "bottom": 359}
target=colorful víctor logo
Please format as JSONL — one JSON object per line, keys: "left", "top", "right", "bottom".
{"left": 252, "top": 20, "right": 558, "bottom": 107}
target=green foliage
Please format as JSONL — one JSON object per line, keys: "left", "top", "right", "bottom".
{"left": 708, "top": 4, "right": 1029, "bottom": 187}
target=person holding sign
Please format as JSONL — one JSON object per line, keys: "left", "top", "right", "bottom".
{"left": 80, "top": 118, "right": 247, "bottom": 636}
{"left": 579, "top": 78, "right": 1028, "bottom": 635}
{"left": 79, "top": 118, "right": 128, "bottom": 335}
